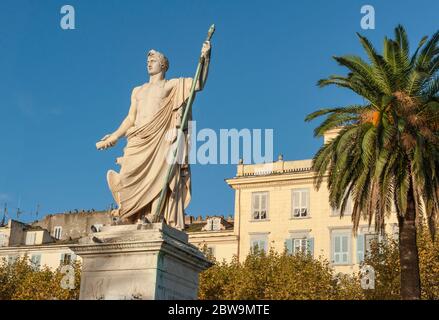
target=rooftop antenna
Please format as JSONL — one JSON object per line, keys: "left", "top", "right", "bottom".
{"left": 16, "top": 196, "right": 22, "bottom": 220}
{"left": 35, "top": 203, "right": 40, "bottom": 218}
{"left": 1, "top": 203, "right": 7, "bottom": 226}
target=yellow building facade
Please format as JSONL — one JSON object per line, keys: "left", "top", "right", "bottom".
{"left": 226, "top": 157, "right": 398, "bottom": 273}
{"left": 0, "top": 219, "right": 78, "bottom": 269}
{"left": 0, "top": 130, "right": 400, "bottom": 273}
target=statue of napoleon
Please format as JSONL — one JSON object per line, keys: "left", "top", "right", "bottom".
{"left": 96, "top": 41, "right": 211, "bottom": 230}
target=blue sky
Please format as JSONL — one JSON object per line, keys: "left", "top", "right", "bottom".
{"left": 0, "top": 0, "right": 438, "bottom": 222}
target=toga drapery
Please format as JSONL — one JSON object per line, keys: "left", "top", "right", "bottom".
{"left": 111, "top": 78, "right": 193, "bottom": 229}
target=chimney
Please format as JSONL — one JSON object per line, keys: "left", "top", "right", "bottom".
{"left": 184, "top": 215, "right": 193, "bottom": 225}
{"left": 237, "top": 158, "right": 244, "bottom": 176}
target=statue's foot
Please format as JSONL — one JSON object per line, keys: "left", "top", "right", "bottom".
{"left": 144, "top": 213, "right": 155, "bottom": 224}
{"left": 111, "top": 209, "right": 121, "bottom": 218}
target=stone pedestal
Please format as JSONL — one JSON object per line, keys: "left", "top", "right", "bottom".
{"left": 71, "top": 222, "right": 211, "bottom": 300}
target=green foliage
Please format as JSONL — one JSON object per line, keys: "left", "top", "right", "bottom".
{"left": 362, "top": 230, "right": 439, "bottom": 300}
{"left": 306, "top": 24, "right": 439, "bottom": 299}
{"left": 360, "top": 237, "right": 401, "bottom": 299}
{"left": 199, "top": 232, "right": 439, "bottom": 300}
{"left": 199, "top": 249, "right": 364, "bottom": 300}
{"left": 306, "top": 25, "right": 439, "bottom": 235}
{"left": 0, "top": 255, "right": 81, "bottom": 300}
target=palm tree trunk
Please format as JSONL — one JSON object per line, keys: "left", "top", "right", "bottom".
{"left": 397, "top": 178, "right": 421, "bottom": 300}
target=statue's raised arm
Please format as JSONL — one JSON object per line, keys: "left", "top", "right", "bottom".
{"left": 96, "top": 87, "right": 139, "bottom": 150}
{"left": 196, "top": 40, "right": 211, "bottom": 91}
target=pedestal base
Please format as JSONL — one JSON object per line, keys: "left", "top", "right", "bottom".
{"left": 71, "top": 222, "right": 211, "bottom": 300}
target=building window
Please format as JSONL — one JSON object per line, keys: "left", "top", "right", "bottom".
{"left": 292, "top": 189, "right": 310, "bottom": 218}
{"left": 30, "top": 254, "right": 41, "bottom": 270}
{"left": 60, "top": 253, "right": 75, "bottom": 266}
{"left": 293, "top": 238, "right": 308, "bottom": 254}
{"left": 331, "top": 193, "right": 353, "bottom": 216}
{"left": 332, "top": 231, "right": 351, "bottom": 265}
{"left": 364, "top": 233, "right": 379, "bottom": 255}
{"left": 53, "top": 226, "right": 63, "bottom": 240}
{"left": 0, "top": 233, "right": 8, "bottom": 247}
{"left": 250, "top": 234, "right": 268, "bottom": 252}
{"left": 357, "top": 231, "right": 382, "bottom": 263}
{"left": 286, "top": 235, "right": 314, "bottom": 256}
{"left": 251, "top": 192, "right": 268, "bottom": 220}
{"left": 7, "top": 255, "right": 19, "bottom": 265}
{"left": 207, "top": 246, "right": 216, "bottom": 258}
{"left": 25, "top": 232, "right": 36, "bottom": 245}
{"left": 212, "top": 218, "right": 221, "bottom": 231}
{"left": 202, "top": 217, "right": 223, "bottom": 231}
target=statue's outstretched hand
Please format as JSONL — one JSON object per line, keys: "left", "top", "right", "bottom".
{"left": 96, "top": 134, "right": 118, "bottom": 150}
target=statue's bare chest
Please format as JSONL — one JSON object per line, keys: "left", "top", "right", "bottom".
{"left": 136, "top": 82, "right": 170, "bottom": 103}
{"left": 135, "top": 82, "right": 171, "bottom": 125}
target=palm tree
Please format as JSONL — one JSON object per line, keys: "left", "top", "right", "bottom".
{"left": 305, "top": 25, "right": 439, "bottom": 300}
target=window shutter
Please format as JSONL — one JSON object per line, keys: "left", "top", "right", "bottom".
{"left": 334, "top": 235, "right": 342, "bottom": 263}
{"left": 260, "top": 240, "right": 266, "bottom": 252}
{"left": 36, "top": 255, "right": 41, "bottom": 267}
{"left": 307, "top": 238, "right": 314, "bottom": 257}
{"left": 31, "top": 255, "right": 41, "bottom": 269}
{"left": 253, "top": 194, "right": 260, "bottom": 210}
{"left": 251, "top": 240, "right": 257, "bottom": 251}
{"left": 285, "top": 239, "right": 293, "bottom": 255}
{"left": 306, "top": 189, "right": 310, "bottom": 216}
{"left": 357, "top": 234, "right": 364, "bottom": 264}
{"left": 252, "top": 194, "right": 260, "bottom": 219}
{"left": 60, "top": 253, "right": 65, "bottom": 265}
{"left": 25, "top": 232, "right": 35, "bottom": 245}
{"left": 205, "top": 219, "right": 213, "bottom": 231}
{"left": 260, "top": 193, "right": 267, "bottom": 218}
{"left": 292, "top": 191, "right": 299, "bottom": 217}
{"left": 302, "top": 190, "right": 309, "bottom": 211}
{"left": 260, "top": 194, "right": 266, "bottom": 211}
{"left": 342, "top": 235, "right": 349, "bottom": 263}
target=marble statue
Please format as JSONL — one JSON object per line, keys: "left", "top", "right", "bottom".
{"left": 96, "top": 42, "right": 211, "bottom": 230}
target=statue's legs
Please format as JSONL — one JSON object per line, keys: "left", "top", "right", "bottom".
{"left": 149, "top": 194, "right": 161, "bottom": 222}
{"left": 108, "top": 164, "right": 186, "bottom": 228}
{"left": 164, "top": 173, "right": 186, "bottom": 231}
{"left": 107, "top": 170, "right": 121, "bottom": 218}
{"left": 141, "top": 192, "right": 168, "bottom": 223}
{"left": 121, "top": 194, "right": 163, "bottom": 224}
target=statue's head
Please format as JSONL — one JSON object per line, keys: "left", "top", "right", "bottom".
{"left": 147, "top": 50, "right": 169, "bottom": 76}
